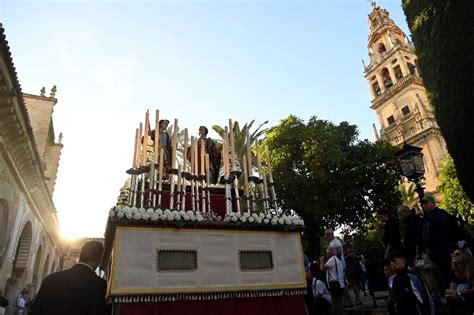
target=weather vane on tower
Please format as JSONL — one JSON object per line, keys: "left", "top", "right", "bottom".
{"left": 366, "top": 0, "right": 377, "bottom": 9}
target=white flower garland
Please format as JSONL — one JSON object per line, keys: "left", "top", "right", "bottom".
{"left": 109, "top": 206, "right": 304, "bottom": 227}
{"left": 223, "top": 212, "right": 304, "bottom": 226}
{"left": 110, "top": 206, "right": 205, "bottom": 222}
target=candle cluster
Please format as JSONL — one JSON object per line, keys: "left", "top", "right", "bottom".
{"left": 126, "top": 111, "right": 278, "bottom": 217}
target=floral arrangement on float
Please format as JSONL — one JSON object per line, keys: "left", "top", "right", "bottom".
{"left": 108, "top": 205, "right": 304, "bottom": 230}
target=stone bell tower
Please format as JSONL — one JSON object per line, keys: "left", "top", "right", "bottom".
{"left": 363, "top": 2, "right": 447, "bottom": 194}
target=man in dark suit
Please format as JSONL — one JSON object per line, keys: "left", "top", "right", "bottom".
{"left": 30, "top": 241, "right": 107, "bottom": 315}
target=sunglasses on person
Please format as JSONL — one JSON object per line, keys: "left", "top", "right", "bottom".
{"left": 452, "top": 252, "right": 463, "bottom": 257}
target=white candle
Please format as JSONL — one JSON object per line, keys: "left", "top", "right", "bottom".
{"left": 246, "top": 128, "right": 252, "bottom": 176}
{"left": 132, "top": 128, "right": 139, "bottom": 168}
{"left": 229, "top": 119, "right": 236, "bottom": 172}
{"left": 206, "top": 154, "right": 210, "bottom": 186}
{"left": 242, "top": 155, "right": 249, "bottom": 202}
{"left": 154, "top": 109, "right": 160, "bottom": 164}
{"left": 176, "top": 166, "right": 182, "bottom": 195}
{"left": 137, "top": 122, "right": 143, "bottom": 168}
{"left": 223, "top": 130, "right": 229, "bottom": 177}
{"left": 190, "top": 136, "right": 195, "bottom": 176}
{"left": 200, "top": 139, "right": 205, "bottom": 176}
{"left": 194, "top": 139, "right": 198, "bottom": 176}
{"left": 142, "top": 110, "right": 150, "bottom": 166}
{"left": 265, "top": 145, "right": 274, "bottom": 182}
{"left": 256, "top": 141, "right": 262, "bottom": 177}
{"left": 171, "top": 118, "right": 178, "bottom": 169}
{"left": 183, "top": 128, "right": 188, "bottom": 173}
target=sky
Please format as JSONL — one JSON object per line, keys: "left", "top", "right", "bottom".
{"left": 0, "top": 0, "right": 411, "bottom": 239}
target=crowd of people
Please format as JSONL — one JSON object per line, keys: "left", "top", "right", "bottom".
{"left": 305, "top": 194, "right": 473, "bottom": 314}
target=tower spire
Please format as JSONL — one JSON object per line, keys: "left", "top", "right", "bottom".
{"left": 372, "top": 123, "right": 380, "bottom": 141}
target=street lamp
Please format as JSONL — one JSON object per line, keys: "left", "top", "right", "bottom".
{"left": 395, "top": 143, "right": 426, "bottom": 201}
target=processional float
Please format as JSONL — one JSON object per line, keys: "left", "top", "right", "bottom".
{"left": 103, "top": 110, "right": 306, "bottom": 315}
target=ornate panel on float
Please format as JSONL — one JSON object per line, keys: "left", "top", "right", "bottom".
{"left": 109, "top": 226, "right": 305, "bottom": 296}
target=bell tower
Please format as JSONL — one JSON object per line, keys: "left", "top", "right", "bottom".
{"left": 363, "top": 2, "right": 447, "bottom": 194}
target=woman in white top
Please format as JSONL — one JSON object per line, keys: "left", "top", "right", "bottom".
{"left": 320, "top": 247, "right": 345, "bottom": 313}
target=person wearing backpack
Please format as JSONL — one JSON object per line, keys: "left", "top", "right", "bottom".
{"left": 320, "top": 247, "right": 345, "bottom": 313}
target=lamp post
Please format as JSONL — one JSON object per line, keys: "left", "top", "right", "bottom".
{"left": 395, "top": 143, "right": 426, "bottom": 202}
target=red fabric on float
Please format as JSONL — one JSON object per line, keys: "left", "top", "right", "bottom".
{"left": 118, "top": 296, "right": 306, "bottom": 315}
{"left": 147, "top": 190, "right": 235, "bottom": 218}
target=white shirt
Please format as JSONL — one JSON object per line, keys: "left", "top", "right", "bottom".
{"left": 312, "top": 278, "right": 332, "bottom": 303}
{"left": 328, "top": 237, "right": 345, "bottom": 267}
{"left": 325, "top": 256, "right": 345, "bottom": 288}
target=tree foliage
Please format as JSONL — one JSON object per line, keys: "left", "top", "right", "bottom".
{"left": 438, "top": 154, "right": 474, "bottom": 223}
{"left": 402, "top": 0, "right": 474, "bottom": 200}
{"left": 262, "top": 115, "right": 401, "bottom": 259}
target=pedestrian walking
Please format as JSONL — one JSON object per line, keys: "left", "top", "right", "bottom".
{"left": 397, "top": 205, "right": 424, "bottom": 264}
{"left": 379, "top": 209, "right": 403, "bottom": 259}
{"left": 320, "top": 247, "right": 345, "bottom": 313}
{"left": 30, "top": 241, "right": 107, "bottom": 315}
{"left": 15, "top": 289, "right": 28, "bottom": 315}
{"left": 342, "top": 234, "right": 363, "bottom": 307}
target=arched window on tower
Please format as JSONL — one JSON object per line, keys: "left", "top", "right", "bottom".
{"left": 378, "top": 43, "right": 387, "bottom": 53}
{"left": 372, "top": 81, "right": 381, "bottom": 96}
{"left": 408, "top": 63, "right": 417, "bottom": 76}
{"left": 394, "top": 65, "right": 403, "bottom": 79}
{"left": 381, "top": 68, "right": 393, "bottom": 88}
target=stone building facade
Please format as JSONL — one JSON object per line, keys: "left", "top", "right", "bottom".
{"left": 0, "top": 24, "right": 65, "bottom": 310}
{"left": 364, "top": 3, "right": 447, "bottom": 194}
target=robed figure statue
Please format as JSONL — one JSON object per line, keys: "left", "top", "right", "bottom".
{"left": 198, "top": 126, "right": 221, "bottom": 184}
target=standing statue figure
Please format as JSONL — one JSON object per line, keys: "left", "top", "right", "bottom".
{"left": 150, "top": 119, "right": 172, "bottom": 167}
{"left": 198, "top": 126, "right": 221, "bottom": 184}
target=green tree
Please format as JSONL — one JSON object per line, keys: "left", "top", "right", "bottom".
{"left": 402, "top": 0, "right": 474, "bottom": 200}
{"left": 438, "top": 154, "right": 474, "bottom": 222}
{"left": 263, "top": 116, "right": 401, "bottom": 259}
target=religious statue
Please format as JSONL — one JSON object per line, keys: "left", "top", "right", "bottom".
{"left": 150, "top": 119, "right": 172, "bottom": 167}
{"left": 198, "top": 126, "right": 220, "bottom": 184}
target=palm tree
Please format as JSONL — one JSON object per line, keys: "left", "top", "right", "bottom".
{"left": 212, "top": 120, "right": 268, "bottom": 169}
